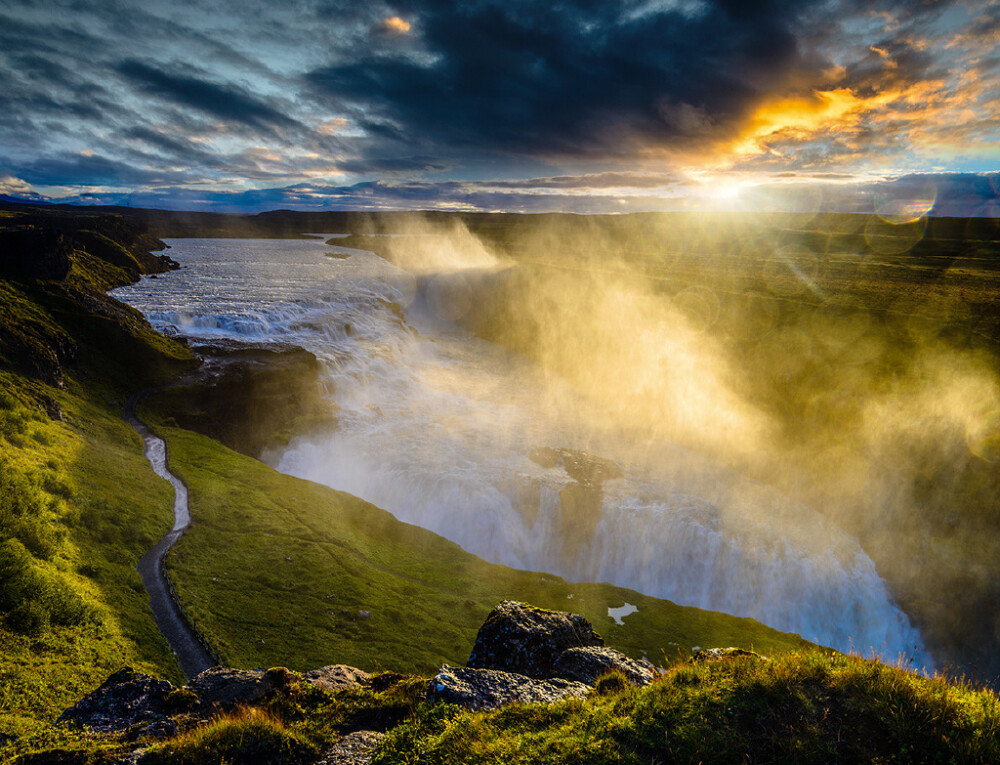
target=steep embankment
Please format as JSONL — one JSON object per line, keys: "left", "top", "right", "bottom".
{"left": 0, "top": 207, "right": 196, "bottom": 748}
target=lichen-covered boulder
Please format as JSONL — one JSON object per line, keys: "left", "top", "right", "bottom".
{"left": 303, "top": 664, "right": 370, "bottom": 692}
{"left": 692, "top": 647, "right": 769, "bottom": 662}
{"left": 552, "top": 646, "right": 657, "bottom": 687}
{"left": 188, "top": 666, "right": 294, "bottom": 708}
{"left": 467, "top": 601, "right": 603, "bottom": 678}
{"left": 56, "top": 667, "right": 175, "bottom": 734}
{"left": 429, "top": 665, "right": 590, "bottom": 711}
{"left": 316, "top": 730, "right": 386, "bottom": 765}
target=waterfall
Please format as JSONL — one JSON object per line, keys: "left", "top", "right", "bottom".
{"left": 113, "top": 237, "right": 933, "bottom": 669}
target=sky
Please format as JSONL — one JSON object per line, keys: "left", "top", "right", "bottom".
{"left": 0, "top": 0, "right": 998, "bottom": 214}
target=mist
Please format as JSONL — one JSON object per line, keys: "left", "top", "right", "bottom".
{"left": 318, "top": 211, "right": 1000, "bottom": 676}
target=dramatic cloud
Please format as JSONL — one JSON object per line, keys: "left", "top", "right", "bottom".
{"left": 0, "top": 0, "right": 997, "bottom": 212}
{"left": 116, "top": 60, "right": 303, "bottom": 137}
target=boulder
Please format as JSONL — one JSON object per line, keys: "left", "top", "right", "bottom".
{"left": 316, "top": 731, "right": 386, "bottom": 765}
{"left": 56, "top": 667, "right": 174, "bottom": 734}
{"left": 303, "top": 664, "right": 370, "bottom": 692}
{"left": 187, "top": 666, "right": 293, "bottom": 708}
{"left": 429, "top": 665, "right": 590, "bottom": 711}
{"left": 467, "top": 600, "right": 603, "bottom": 678}
{"left": 692, "top": 647, "right": 768, "bottom": 662}
{"left": 552, "top": 646, "right": 657, "bottom": 687}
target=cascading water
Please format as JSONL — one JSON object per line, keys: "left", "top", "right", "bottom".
{"left": 113, "top": 237, "right": 933, "bottom": 669}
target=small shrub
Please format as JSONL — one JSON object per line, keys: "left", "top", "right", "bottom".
{"left": 594, "top": 669, "right": 630, "bottom": 695}
{"left": 165, "top": 688, "right": 200, "bottom": 714}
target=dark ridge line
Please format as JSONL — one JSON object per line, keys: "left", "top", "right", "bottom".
{"left": 124, "top": 390, "right": 217, "bottom": 681}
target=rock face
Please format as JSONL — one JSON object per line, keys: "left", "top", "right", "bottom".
{"left": 303, "top": 664, "right": 370, "bottom": 692}
{"left": 553, "top": 646, "right": 656, "bottom": 687}
{"left": 56, "top": 667, "right": 175, "bottom": 735}
{"left": 0, "top": 229, "right": 72, "bottom": 280}
{"left": 154, "top": 342, "right": 336, "bottom": 458}
{"left": 528, "top": 447, "right": 623, "bottom": 486}
{"left": 527, "top": 448, "right": 624, "bottom": 565}
{"left": 467, "top": 600, "right": 604, "bottom": 679}
{"left": 429, "top": 665, "right": 591, "bottom": 711}
{"left": 188, "top": 666, "right": 294, "bottom": 708}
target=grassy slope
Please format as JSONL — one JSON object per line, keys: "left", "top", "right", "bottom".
{"left": 147, "top": 420, "right": 809, "bottom": 674}
{"left": 376, "top": 651, "right": 1000, "bottom": 764}
{"left": 1, "top": 218, "right": 197, "bottom": 752}
{"left": 0, "top": 361, "right": 189, "bottom": 748}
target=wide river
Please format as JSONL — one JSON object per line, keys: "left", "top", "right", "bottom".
{"left": 113, "top": 237, "right": 932, "bottom": 668}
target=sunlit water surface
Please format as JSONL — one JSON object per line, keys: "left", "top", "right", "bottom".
{"left": 113, "top": 238, "right": 932, "bottom": 668}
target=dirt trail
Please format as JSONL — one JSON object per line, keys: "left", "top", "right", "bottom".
{"left": 124, "top": 392, "right": 216, "bottom": 680}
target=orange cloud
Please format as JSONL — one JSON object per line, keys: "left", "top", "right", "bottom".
{"left": 379, "top": 16, "right": 411, "bottom": 34}
{"left": 725, "top": 88, "right": 899, "bottom": 160}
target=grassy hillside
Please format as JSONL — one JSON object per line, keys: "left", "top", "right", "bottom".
{"left": 143, "top": 420, "right": 808, "bottom": 674}
{"left": 0, "top": 208, "right": 196, "bottom": 751}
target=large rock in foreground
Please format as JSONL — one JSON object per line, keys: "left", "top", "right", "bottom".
{"left": 553, "top": 646, "right": 656, "bottom": 687}
{"left": 429, "top": 665, "right": 591, "bottom": 711}
{"left": 188, "top": 666, "right": 295, "bottom": 708}
{"left": 467, "top": 600, "right": 603, "bottom": 679}
{"left": 56, "top": 667, "right": 176, "bottom": 735}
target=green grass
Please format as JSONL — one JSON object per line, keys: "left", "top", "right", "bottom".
{"left": 144, "top": 419, "right": 809, "bottom": 675}
{"left": 0, "top": 371, "right": 193, "bottom": 750}
{"left": 374, "top": 650, "right": 1000, "bottom": 764}
{"left": 145, "top": 707, "right": 318, "bottom": 765}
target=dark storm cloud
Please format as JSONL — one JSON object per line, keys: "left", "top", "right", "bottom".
{"left": 306, "top": 0, "right": 815, "bottom": 156}
{"left": 8, "top": 151, "right": 203, "bottom": 188}
{"left": 116, "top": 60, "right": 302, "bottom": 136}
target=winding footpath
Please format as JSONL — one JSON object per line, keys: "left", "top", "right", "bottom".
{"left": 124, "top": 392, "right": 216, "bottom": 680}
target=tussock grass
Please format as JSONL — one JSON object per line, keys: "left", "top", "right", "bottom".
{"left": 375, "top": 650, "right": 1000, "bottom": 764}
{"left": 146, "top": 707, "right": 318, "bottom": 765}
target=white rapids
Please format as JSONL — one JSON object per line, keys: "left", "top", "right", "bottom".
{"left": 113, "top": 237, "right": 933, "bottom": 669}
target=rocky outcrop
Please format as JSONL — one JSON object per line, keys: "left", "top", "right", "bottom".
{"left": 528, "top": 447, "right": 623, "bottom": 486}
{"left": 552, "top": 646, "right": 656, "bottom": 687}
{"left": 527, "top": 448, "right": 623, "bottom": 564}
{"left": 0, "top": 229, "right": 73, "bottom": 280}
{"left": 187, "top": 666, "right": 296, "bottom": 708}
{"left": 152, "top": 342, "right": 336, "bottom": 458}
{"left": 303, "top": 664, "right": 370, "bottom": 692}
{"left": 467, "top": 600, "right": 603, "bottom": 679}
{"left": 316, "top": 730, "right": 386, "bottom": 765}
{"left": 56, "top": 668, "right": 175, "bottom": 735}
{"left": 429, "top": 665, "right": 591, "bottom": 711}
